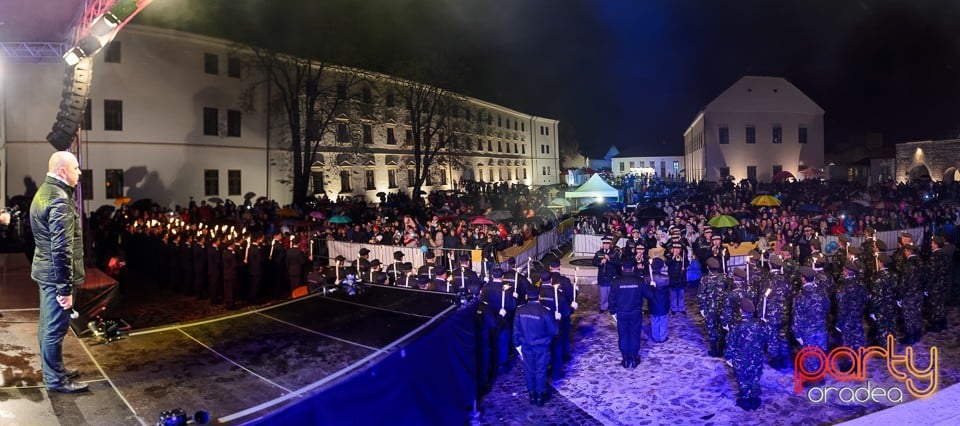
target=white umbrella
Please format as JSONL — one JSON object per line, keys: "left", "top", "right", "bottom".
{"left": 549, "top": 197, "right": 571, "bottom": 207}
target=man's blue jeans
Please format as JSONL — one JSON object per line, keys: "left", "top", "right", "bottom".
{"left": 38, "top": 282, "right": 71, "bottom": 387}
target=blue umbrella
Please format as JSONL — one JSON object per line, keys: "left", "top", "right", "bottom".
{"left": 796, "top": 204, "right": 821, "bottom": 215}
{"left": 329, "top": 215, "right": 352, "bottom": 224}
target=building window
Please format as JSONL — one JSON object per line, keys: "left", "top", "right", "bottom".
{"left": 387, "top": 128, "right": 396, "bottom": 145}
{"left": 542, "top": 166, "right": 547, "bottom": 176}
{"left": 745, "top": 126, "right": 756, "bottom": 144}
{"left": 649, "top": 161, "right": 655, "bottom": 168}
{"left": 541, "top": 145, "right": 545, "bottom": 154}
{"left": 312, "top": 172, "right": 324, "bottom": 193}
{"left": 773, "top": 165, "right": 783, "bottom": 176}
{"left": 476, "top": 138, "right": 483, "bottom": 151}
{"left": 772, "top": 126, "right": 782, "bottom": 144}
{"left": 228, "top": 170, "right": 241, "bottom": 195}
{"left": 426, "top": 171, "right": 434, "bottom": 186}
{"left": 673, "top": 161, "right": 679, "bottom": 176}
{"left": 340, "top": 170, "right": 352, "bottom": 192}
{"left": 104, "top": 41, "right": 121, "bottom": 63}
{"left": 227, "top": 110, "right": 241, "bottom": 137}
{"left": 747, "top": 165, "right": 757, "bottom": 181}
{"left": 227, "top": 56, "right": 241, "bottom": 78}
{"left": 799, "top": 127, "right": 808, "bottom": 144}
{"left": 523, "top": 168, "right": 527, "bottom": 179}
{"left": 203, "top": 107, "right": 218, "bottom": 136}
{"left": 498, "top": 141, "right": 502, "bottom": 152}
{"left": 719, "top": 127, "right": 729, "bottom": 144}
{"left": 337, "top": 123, "right": 349, "bottom": 142}
{"left": 506, "top": 169, "right": 512, "bottom": 180}
{"left": 620, "top": 162, "right": 625, "bottom": 172}
{"left": 337, "top": 82, "right": 347, "bottom": 100}
{"left": 365, "top": 170, "right": 375, "bottom": 190}
{"left": 440, "top": 170, "right": 448, "bottom": 185}
{"left": 362, "top": 124, "right": 373, "bottom": 144}
{"left": 498, "top": 116, "right": 502, "bottom": 127}
{"left": 660, "top": 161, "right": 666, "bottom": 177}
{"left": 487, "top": 140, "right": 492, "bottom": 151}
{"left": 506, "top": 119, "right": 510, "bottom": 129}
{"left": 540, "top": 126, "right": 544, "bottom": 135}
{"left": 521, "top": 122, "right": 525, "bottom": 132}
{"left": 104, "top": 100, "right": 123, "bottom": 131}
{"left": 362, "top": 87, "right": 372, "bottom": 104}
{"left": 80, "top": 169, "right": 93, "bottom": 200}
{"left": 522, "top": 145, "right": 525, "bottom": 154}
{"left": 546, "top": 145, "right": 550, "bottom": 154}
{"left": 407, "top": 169, "right": 415, "bottom": 186}
{"left": 388, "top": 169, "right": 397, "bottom": 188}
{"left": 719, "top": 167, "right": 730, "bottom": 179}
{"left": 204, "top": 53, "right": 218, "bottom": 74}
{"left": 203, "top": 170, "right": 218, "bottom": 196}
{"left": 506, "top": 143, "right": 511, "bottom": 153}
{"left": 405, "top": 129, "right": 413, "bottom": 144}
{"left": 104, "top": 169, "right": 123, "bottom": 199}
{"left": 82, "top": 99, "right": 92, "bottom": 131}
{"left": 514, "top": 143, "right": 518, "bottom": 153}
{"left": 385, "top": 92, "right": 395, "bottom": 108}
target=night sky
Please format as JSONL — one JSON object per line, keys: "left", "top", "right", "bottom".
{"left": 135, "top": 0, "right": 960, "bottom": 158}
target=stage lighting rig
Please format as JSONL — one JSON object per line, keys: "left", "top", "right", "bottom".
{"left": 156, "top": 408, "right": 209, "bottom": 426}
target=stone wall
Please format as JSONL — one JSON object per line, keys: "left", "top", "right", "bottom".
{"left": 895, "top": 139, "right": 960, "bottom": 182}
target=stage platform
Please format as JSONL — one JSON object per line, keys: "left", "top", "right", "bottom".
{"left": 0, "top": 254, "right": 475, "bottom": 425}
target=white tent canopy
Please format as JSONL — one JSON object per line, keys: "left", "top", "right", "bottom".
{"left": 565, "top": 174, "right": 619, "bottom": 199}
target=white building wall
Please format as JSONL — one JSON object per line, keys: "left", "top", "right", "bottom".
{"left": 611, "top": 156, "right": 685, "bottom": 178}
{"left": 2, "top": 25, "right": 560, "bottom": 209}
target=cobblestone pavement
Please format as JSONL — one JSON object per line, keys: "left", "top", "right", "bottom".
{"left": 478, "top": 281, "right": 960, "bottom": 425}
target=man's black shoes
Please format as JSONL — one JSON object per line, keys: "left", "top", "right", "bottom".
{"left": 48, "top": 380, "right": 89, "bottom": 393}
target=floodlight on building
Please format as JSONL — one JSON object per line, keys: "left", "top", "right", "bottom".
{"left": 88, "top": 12, "right": 121, "bottom": 46}
{"left": 63, "top": 46, "right": 84, "bottom": 66}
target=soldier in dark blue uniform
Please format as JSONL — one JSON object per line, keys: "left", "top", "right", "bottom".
{"left": 367, "top": 259, "right": 388, "bottom": 285}
{"left": 725, "top": 297, "right": 770, "bottom": 411}
{"left": 549, "top": 259, "right": 575, "bottom": 363}
{"left": 385, "top": 251, "right": 405, "bottom": 286}
{"left": 222, "top": 239, "right": 241, "bottom": 309}
{"left": 245, "top": 235, "right": 264, "bottom": 303}
{"left": 285, "top": 237, "right": 308, "bottom": 295}
{"left": 513, "top": 286, "right": 559, "bottom": 406}
{"left": 192, "top": 235, "right": 207, "bottom": 299}
{"left": 665, "top": 242, "right": 689, "bottom": 315}
{"left": 611, "top": 261, "right": 644, "bottom": 368}
{"left": 538, "top": 270, "right": 572, "bottom": 380}
{"left": 836, "top": 260, "right": 868, "bottom": 369}
{"left": 206, "top": 237, "right": 222, "bottom": 304}
{"left": 870, "top": 254, "right": 898, "bottom": 344}
{"left": 480, "top": 268, "right": 517, "bottom": 379}
{"left": 593, "top": 236, "right": 621, "bottom": 313}
{"left": 899, "top": 243, "right": 924, "bottom": 344}
{"left": 503, "top": 257, "right": 531, "bottom": 306}
{"left": 648, "top": 258, "right": 671, "bottom": 342}
{"left": 926, "top": 236, "right": 950, "bottom": 332}
{"left": 453, "top": 255, "right": 482, "bottom": 295}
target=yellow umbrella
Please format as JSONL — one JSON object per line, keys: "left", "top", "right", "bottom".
{"left": 750, "top": 195, "right": 780, "bottom": 207}
{"left": 113, "top": 196, "right": 132, "bottom": 206}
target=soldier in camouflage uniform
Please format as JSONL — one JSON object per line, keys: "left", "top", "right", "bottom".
{"left": 781, "top": 243, "right": 802, "bottom": 291}
{"left": 899, "top": 243, "right": 924, "bottom": 345}
{"left": 725, "top": 297, "right": 770, "bottom": 411}
{"left": 836, "top": 260, "right": 869, "bottom": 357}
{"left": 764, "top": 255, "right": 794, "bottom": 370}
{"left": 869, "top": 254, "right": 899, "bottom": 344}
{"left": 893, "top": 231, "right": 913, "bottom": 285}
{"left": 746, "top": 250, "right": 767, "bottom": 308}
{"left": 926, "top": 236, "right": 950, "bottom": 332}
{"left": 831, "top": 235, "right": 851, "bottom": 283}
{"left": 721, "top": 268, "right": 753, "bottom": 334}
{"left": 792, "top": 266, "right": 830, "bottom": 377}
{"left": 698, "top": 258, "right": 727, "bottom": 357}
{"left": 860, "top": 227, "right": 880, "bottom": 283}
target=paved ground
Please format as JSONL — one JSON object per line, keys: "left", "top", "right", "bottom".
{"left": 477, "top": 265, "right": 960, "bottom": 425}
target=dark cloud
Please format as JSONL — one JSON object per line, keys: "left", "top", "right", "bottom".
{"left": 136, "top": 0, "right": 960, "bottom": 157}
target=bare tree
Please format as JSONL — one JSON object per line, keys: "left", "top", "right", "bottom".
{"left": 240, "top": 46, "right": 367, "bottom": 206}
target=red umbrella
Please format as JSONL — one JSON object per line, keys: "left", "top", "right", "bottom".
{"left": 471, "top": 217, "right": 495, "bottom": 226}
{"left": 772, "top": 171, "right": 795, "bottom": 182}
{"left": 830, "top": 224, "right": 847, "bottom": 235}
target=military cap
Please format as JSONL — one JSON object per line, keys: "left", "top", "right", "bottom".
{"left": 740, "top": 297, "right": 756, "bottom": 314}
{"left": 732, "top": 268, "right": 747, "bottom": 280}
{"left": 632, "top": 228, "right": 641, "bottom": 234}
{"left": 799, "top": 266, "right": 816, "bottom": 279}
{"left": 803, "top": 226, "right": 813, "bottom": 232}
{"left": 335, "top": 255, "right": 346, "bottom": 262}
{"left": 401, "top": 262, "right": 413, "bottom": 272}
{"left": 670, "top": 228, "right": 681, "bottom": 235}
{"left": 748, "top": 250, "right": 761, "bottom": 262}
{"left": 875, "top": 240, "right": 888, "bottom": 251}
{"left": 901, "top": 231, "right": 913, "bottom": 240}
{"left": 651, "top": 258, "right": 665, "bottom": 271}
{"left": 707, "top": 258, "right": 721, "bottom": 270}
{"left": 491, "top": 268, "right": 504, "bottom": 278}
{"left": 540, "top": 270, "right": 553, "bottom": 282}
{"left": 847, "top": 246, "right": 861, "bottom": 255}
{"left": 844, "top": 260, "right": 861, "bottom": 272}
{"left": 769, "top": 254, "right": 784, "bottom": 267}
{"left": 359, "top": 247, "right": 370, "bottom": 256}
{"left": 634, "top": 244, "right": 646, "bottom": 250}
{"left": 671, "top": 242, "right": 683, "bottom": 249}
{"left": 878, "top": 253, "right": 893, "bottom": 265}
{"left": 434, "top": 265, "right": 446, "bottom": 275}
{"left": 711, "top": 235, "right": 722, "bottom": 241}
{"left": 370, "top": 259, "right": 382, "bottom": 267}
{"left": 704, "top": 227, "right": 714, "bottom": 233}
{"left": 526, "top": 286, "right": 541, "bottom": 299}
{"left": 393, "top": 251, "right": 405, "bottom": 260}
{"left": 425, "top": 251, "right": 435, "bottom": 259}
{"left": 550, "top": 259, "right": 562, "bottom": 268}
{"left": 602, "top": 236, "right": 614, "bottom": 244}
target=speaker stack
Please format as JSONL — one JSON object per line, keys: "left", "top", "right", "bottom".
{"left": 46, "top": 57, "right": 94, "bottom": 150}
